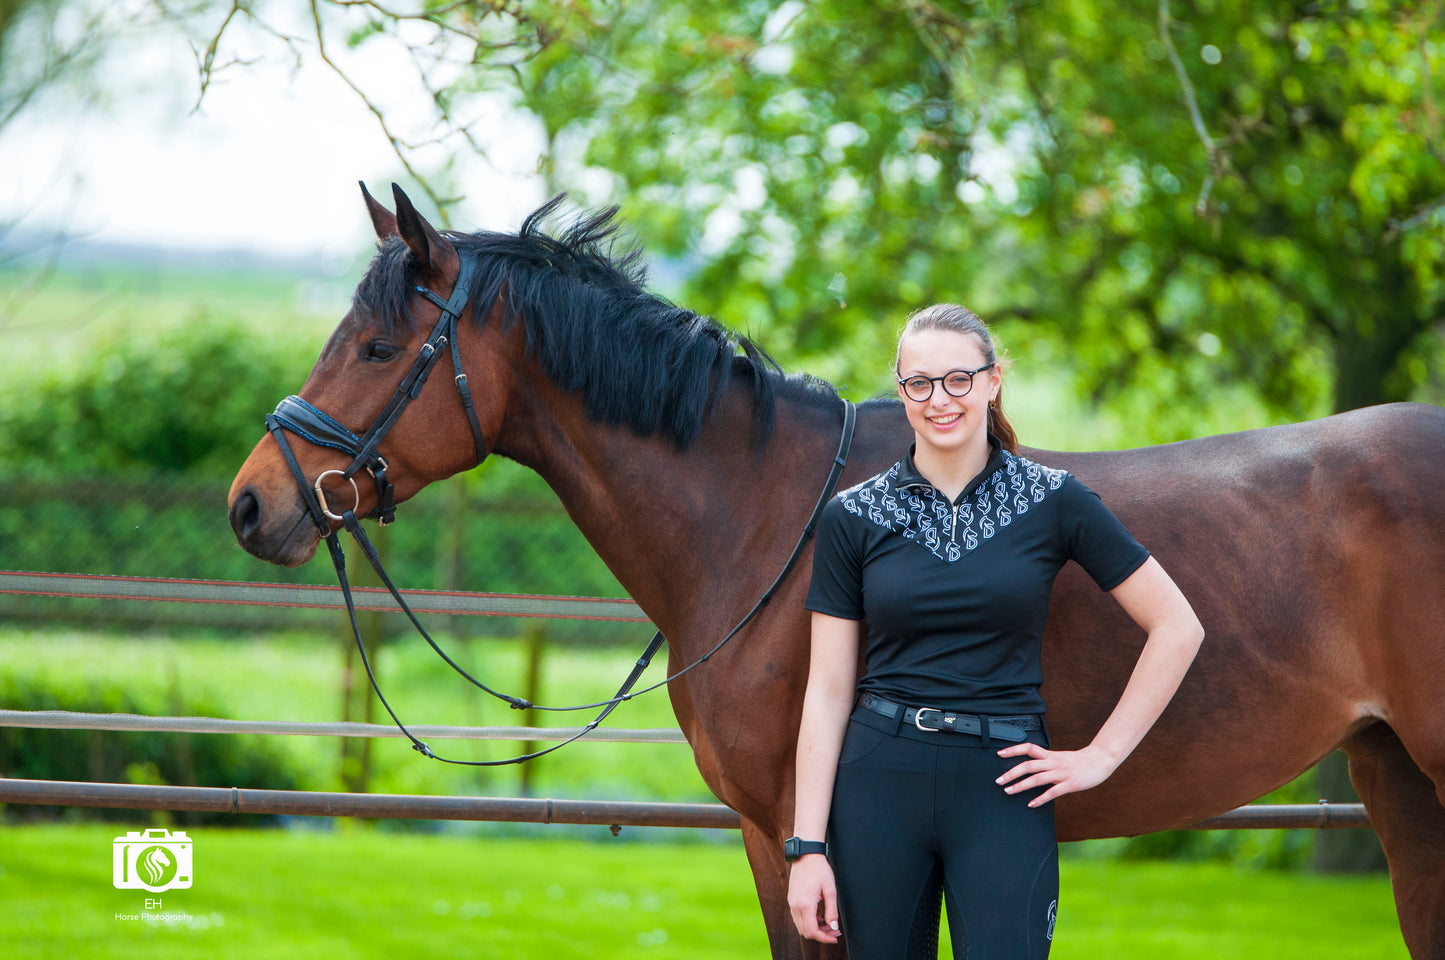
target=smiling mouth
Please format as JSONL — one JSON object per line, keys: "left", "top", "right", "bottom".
{"left": 928, "top": 413, "right": 962, "bottom": 425}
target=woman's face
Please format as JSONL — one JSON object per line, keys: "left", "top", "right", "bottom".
{"left": 895, "top": 328, "right": 1001, "bottom": 459}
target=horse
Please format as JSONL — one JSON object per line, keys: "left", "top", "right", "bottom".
{"left": 228, "top": 184, "right": 1445, "bottom": 959}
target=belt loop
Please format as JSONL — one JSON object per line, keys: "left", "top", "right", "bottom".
{"left": 980, "top": 715, "right": 991, "bottom": 750}
{"left": 891, "top": 708, "right": 904, "bottom": 736}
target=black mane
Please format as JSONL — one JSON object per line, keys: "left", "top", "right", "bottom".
{"left": 352, "top": 195, "right": 838, "bottom": 448}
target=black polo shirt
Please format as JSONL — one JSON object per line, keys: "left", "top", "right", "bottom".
{"left": 806, "top": 436, "right": 1149, "bottom": 715}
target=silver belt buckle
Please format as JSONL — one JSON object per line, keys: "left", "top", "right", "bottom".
{"left": 913, "top": 707, "right": 942, "bottom": 732}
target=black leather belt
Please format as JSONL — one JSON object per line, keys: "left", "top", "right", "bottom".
{"left": 857, "top": 693, "right": 1040, "bottom": 743}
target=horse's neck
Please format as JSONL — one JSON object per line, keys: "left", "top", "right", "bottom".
{"left": 496, "top": 379, "right": 843, "bottom": 644}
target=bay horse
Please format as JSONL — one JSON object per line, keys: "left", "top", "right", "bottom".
{"left": 228, "top": 184, "right": 1445, "bottom": 959}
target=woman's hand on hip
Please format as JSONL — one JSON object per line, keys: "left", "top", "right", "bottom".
{"left": 995, "top": 742, "right": 1119, "bottom": 808}
{"left": 787, "top": 854, "right": 841, "bottom": 944}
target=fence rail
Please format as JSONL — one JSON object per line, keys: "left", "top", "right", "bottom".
{"left": 0, "top": 570, "right": 648, "bottom": 621}
{"left": 0, "top": 709, "right": 687, "bottom": 743}
{"left": 0, "top": 778, "right": 1370, "bottom": 831}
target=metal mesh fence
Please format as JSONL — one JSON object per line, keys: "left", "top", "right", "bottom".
{"left": 0, "top": 464, "right": 641, "bottom": 644}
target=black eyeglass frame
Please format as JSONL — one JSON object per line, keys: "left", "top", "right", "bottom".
{"left": 896, "top": 362, "right": 996, "bottom": 403}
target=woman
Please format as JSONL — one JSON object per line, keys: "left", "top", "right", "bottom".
{"left": 786, "top": 304, "right": 1204, "bottom": 958}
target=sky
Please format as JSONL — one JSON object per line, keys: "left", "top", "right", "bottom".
{"left": 0, "top": 8, "right": 551, "bottom": 267}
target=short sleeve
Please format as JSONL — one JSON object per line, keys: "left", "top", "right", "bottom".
{"left": 1057, "top": 475, "right": 1150, "bottom": 591}
{"left": 805, "top": 496, "right": 865, "bottom": 620}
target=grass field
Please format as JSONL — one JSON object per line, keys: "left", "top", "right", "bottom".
{"left": 0, "top": 823, "right": 1409, "bottom": 959}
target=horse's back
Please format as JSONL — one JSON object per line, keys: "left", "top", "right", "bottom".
{"left": 1028, "top": 403, "right": 1445, "bottom": 837}
{"left": 1029, "top": 401, "right": 1445, "bottom": 494}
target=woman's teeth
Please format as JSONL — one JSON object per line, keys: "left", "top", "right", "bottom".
{"left": 929, "top": 413, "right": 961, "bottom": 425}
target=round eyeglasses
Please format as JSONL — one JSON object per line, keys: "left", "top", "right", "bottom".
{"left": 897, "top": 362, "right": 995, "bottom": 403}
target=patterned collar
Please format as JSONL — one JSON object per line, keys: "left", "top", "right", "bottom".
{"left": 895, "top": 433, "right": 1006, "bottom": 503}
{"left": 836, "top": 436, "right": 1068, "bottom": 563}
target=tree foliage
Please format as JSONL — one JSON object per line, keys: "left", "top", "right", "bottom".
{"left": 498, "top": 0, "right": 1445, "bottom": 433}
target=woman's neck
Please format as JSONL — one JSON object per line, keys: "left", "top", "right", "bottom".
{"left": 912, "top": 432, "right": 994, "bottom": 502}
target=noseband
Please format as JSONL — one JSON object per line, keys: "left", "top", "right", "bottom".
{"left": 266, "top": 253, "right": 486, "bottom": 530}
{"left": 258, "top": 250, "right": 858, "bottom": 765}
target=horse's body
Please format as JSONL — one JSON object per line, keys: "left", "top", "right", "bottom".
{"left": 229, "top": 187, "right": 1445, "bottom": 958}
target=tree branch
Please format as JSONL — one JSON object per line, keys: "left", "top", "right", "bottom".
{"left": 1158, "top": 0, "right": 1224, "bottom": 215}
{"left": 1384, "top": 192, "right": 1445, "bottom": 243}
{"left": 306, "top": 0, "right": 459, "bottom": 218}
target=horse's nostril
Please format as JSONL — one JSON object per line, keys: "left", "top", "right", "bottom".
{"left": 230, "top": 488, "right": 262, "bottom": 541}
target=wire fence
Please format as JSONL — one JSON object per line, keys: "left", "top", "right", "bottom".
{"left": 0, "top": 470, "right": 639, "bottom": 642}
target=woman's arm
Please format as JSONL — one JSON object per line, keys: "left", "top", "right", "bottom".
{"left": 787, "top": 611, "right": 861, "bottom": 944}
{"left": 996, "top": 555, "right": 1204, "bottom": 807}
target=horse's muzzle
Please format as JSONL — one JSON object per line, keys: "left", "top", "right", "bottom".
{"left": 228, "top": 485, "right": 321, "bottom": 567}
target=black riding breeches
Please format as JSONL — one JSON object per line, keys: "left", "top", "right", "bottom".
{"left": 828, "top": 707, "right": 1059, "bottom": 960}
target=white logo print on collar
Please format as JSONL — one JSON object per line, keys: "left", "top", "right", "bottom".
{"left": 838, "top": 451, "right": 1067, "bottom": 562}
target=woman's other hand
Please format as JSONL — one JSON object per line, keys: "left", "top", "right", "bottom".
{"left": 787, "top": 853, "right": 841, "bottom": 943}
{"left": 994, "top": 742, "right": 1120, "bottom": 808}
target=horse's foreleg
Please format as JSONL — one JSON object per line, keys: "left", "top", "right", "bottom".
{"left": 1344, "top": 722, "right": 1445, "bottom": 959}
{"left": 739, "top": 817, "right": 847, "bottom": 960}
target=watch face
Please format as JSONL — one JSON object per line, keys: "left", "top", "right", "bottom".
{"left": 784, "top": 837, "right": 824, "bottom": 862}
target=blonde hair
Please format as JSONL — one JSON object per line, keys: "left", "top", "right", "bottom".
{"left": 895, "top": 303, "right": 1018, "bottom": 454}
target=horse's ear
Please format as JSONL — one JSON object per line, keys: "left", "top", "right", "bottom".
{"left": 360, "top": 181, "right": 398, "bottom": 240}
{"left": 391, "top": 183, "right": 455, "bottom": 275}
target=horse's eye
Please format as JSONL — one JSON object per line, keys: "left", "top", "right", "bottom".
{"left": 366, "top": 341, "right": 398, "bottom": 362}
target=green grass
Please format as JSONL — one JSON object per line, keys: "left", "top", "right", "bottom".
{"left": 0, "top": 823, "right": 1408, "bottom": 959}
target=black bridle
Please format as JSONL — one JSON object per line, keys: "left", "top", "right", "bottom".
{"left": 264, "top": 250, "right": 857, "bottom": 765}
{"left": 266, "top": 254, "right": 486, "bottom": 528}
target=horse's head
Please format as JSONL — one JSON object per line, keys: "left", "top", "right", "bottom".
{"left": 228, "top": 184, "right": 513, "bottom": 566}
{"left": 231, "top": 182, "right": 801, "bottom": 568}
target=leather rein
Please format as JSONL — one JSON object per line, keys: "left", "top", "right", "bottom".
{"left": 265, "top": 251, "right": 857, "bottom": 765}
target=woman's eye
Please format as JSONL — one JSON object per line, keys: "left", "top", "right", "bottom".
{"left": 366, "top": 341, "right": 398, "bottom": 361}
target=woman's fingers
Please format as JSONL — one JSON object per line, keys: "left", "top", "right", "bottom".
{"left": 788, "top": 859, "right": 840, "bottom": 943}
{"left": 1003, "top": 770, "right": 1062, "bottom": 794}
{"left": 996, "top": 741, "right": 1046, "bottom": 760}
{"left": 1027, "top": 784, "right": 1069, "bottom": 808}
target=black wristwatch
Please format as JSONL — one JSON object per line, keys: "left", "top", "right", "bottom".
{"left": 783, "top": 836, "right": 829, "bottom": 862}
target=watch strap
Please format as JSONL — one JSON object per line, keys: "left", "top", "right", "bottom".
{"left": 784, "top": 836, "right": 829, "bottom": 862}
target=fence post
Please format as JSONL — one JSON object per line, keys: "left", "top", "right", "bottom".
{"left": 434, "top": 477, "right": 468, "bottom": 642}
{"left": 339, "top": 526, "right": 388, "bottom": 797}
{"left": 518, "top": 622, "right": 547, "bottom": 798}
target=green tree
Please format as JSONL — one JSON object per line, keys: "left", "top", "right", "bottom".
{"left": 497, "top": 0, "right": 1443, "bottom": 431}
